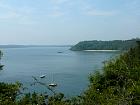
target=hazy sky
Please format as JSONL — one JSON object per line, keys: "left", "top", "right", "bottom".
{"left": 0, "top": 0, "right": 140, "bottom": 45}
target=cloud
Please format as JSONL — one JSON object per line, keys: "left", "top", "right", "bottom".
{"left": 0, "top": 2, "right": 12, "bottom": 10}
{"left": 49, "top": 10, "right": 64, "bottom": 17}
{"left": 47, "top": 1, "right": 65, "bottom": 17}
{"left": 0, "top": 1, "right": 36, "bottom": 24}
{"left": 124, "top": 0, "right": 140, "bottom": 16}
{"left": 86, "top": 9, "right": 117, "bottom": 16}
{"left": 50, "top": 0, "right": 70, "bottom": 4}
{"left": 0, "top": 11, "right": 19, "bottom": 19}
{"left": 0, "top": 3, "right": 20, "bottom": 20}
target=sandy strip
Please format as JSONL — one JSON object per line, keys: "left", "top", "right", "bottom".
{"left": 84, "top": 50, "right": 120, "bottom": 52}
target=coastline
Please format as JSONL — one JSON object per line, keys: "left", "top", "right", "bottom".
{"left": 83, "top": 50, "right": 120, "bottom": 52}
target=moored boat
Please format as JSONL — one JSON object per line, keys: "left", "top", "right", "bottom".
{"left": 40, "top": 75, "right": 46, "bottom": 78}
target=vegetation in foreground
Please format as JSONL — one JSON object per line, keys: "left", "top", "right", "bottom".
{"left": 0, "top": 41, "right": 140, "bottom": 105}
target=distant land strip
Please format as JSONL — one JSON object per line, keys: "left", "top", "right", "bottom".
{"left": 70, "top": 38, "right": 140, "bottom": 51}
{"left": 0, "top": 45, "right": 72, "bottom": 49}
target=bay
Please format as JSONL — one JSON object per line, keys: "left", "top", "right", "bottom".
{"left": 0, "top": 47, "right": 119, "bottom": 96}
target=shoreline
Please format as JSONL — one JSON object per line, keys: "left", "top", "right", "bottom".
{"left": 83, "top": 50, "right": 120, "bottom": 52}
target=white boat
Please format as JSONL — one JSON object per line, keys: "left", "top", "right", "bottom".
{"left": 49, "top": 83, "right": 57, "bottom": 87}
{"left": 57, "top": 51, "right": 63, "bottom": 53}
{"left": 49, "top": 74, "right": 57, "bottom": 87}
{"left": 40, "top": 75, "right": 46, "bottom": 78}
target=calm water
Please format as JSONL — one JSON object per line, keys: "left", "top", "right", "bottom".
{"left": 0, "top": 47, "right": 119, "bottom": 96}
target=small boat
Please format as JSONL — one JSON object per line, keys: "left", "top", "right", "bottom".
{"left": 40, "top": 75, "right": 46, "bottom": 78}
{"left": 57, "top": 51, "right": 63, "bottom": 53}
{"left": 49, "top": 83, "right": 57, "bottom": 87}
{"left": 49, "top": 74, "right": 57, "bottom": 87}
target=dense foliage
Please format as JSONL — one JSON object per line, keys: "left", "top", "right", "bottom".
{"left": 80, "top": 41, "right": 140, "bottom": 105}
{"left": 70, "top": 39, "right": 139, "bottom": 51}
{"left": 0, "top": 82, "right": 21, "bottom": 105}
{"left": 0, "top": 41, "right": 140, "bottom": 105}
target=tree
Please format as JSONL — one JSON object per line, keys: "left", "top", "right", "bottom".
{"left": 81, "top": 41, "right": 140, "bottom": 105}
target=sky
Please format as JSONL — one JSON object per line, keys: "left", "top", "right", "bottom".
{"left": 0, "top": 0, "right": 140, "bottom": 45}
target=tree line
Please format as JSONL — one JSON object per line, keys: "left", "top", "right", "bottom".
{"left": 70, "top": 38, "right": 140, "bottom": 51}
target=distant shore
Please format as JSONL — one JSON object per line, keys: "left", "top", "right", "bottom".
{"left": 70, "top": 39, "right": 139, "bottom": 51}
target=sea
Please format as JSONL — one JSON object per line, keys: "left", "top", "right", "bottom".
{"left": 0, "top": 46, "right": 119, "bottom": 97}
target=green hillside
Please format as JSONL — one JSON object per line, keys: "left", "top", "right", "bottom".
{"left": 70, "top": 39, "right": 139, "bottom": 51}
